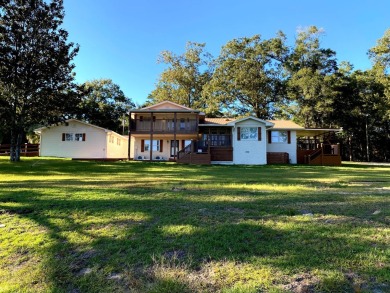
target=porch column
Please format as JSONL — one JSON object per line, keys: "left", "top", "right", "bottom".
{"left": 128, "top": 111, "right": 131, "bottom": 160}
{"left": 174, "top": 112, "right": 177, "bottom": 159}
{"left": 150, "top": 112, "right": 153, "bottom": 161}
{"left": 208, "top": 127, "right": 211, "bottom": 152}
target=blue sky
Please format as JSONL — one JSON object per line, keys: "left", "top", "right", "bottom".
{"left": 63, "top": 0, "right": 389, "bottom": 105}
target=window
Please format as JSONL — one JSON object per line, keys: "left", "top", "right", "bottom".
{"left": 117, "top": 138, "right": 121, "bottom": 146}
{"left": 271, "top": 131, "right": 288, "bottom": 143}
{"left": 144, "top": 140, "right": 160, "bottom": 151}
{"left": 109, "top": 135, "right": 114, "bottom": 143}
{"left": 240, "top": 127, "right": 258, "bottom": 140}
{"left": 75, "top": 133, "right": 84, "bottom": 141}
{"left": 65, "top": 133, "right": 73, "bottom": 141}
{"left": 180, "top": 118, "right": 185, "bottom": 130}
{"left": 62, "top": 133, "right": 85, "bottom": 142}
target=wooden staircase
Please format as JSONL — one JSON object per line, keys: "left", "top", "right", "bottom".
{"left": 177, "top": 141, "right": 211, "bottom": 165}
{"left": 302, "top": 146, "right": 341, "bottom": 166}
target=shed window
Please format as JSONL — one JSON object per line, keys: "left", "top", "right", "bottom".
{"left": 65, "top": 133, "right": 74, "bottom": 141}
{"left": 62, "top": 133, "right": 85, "bottom": 142}
{"left": 75, "top": 133, "right": 84, "bottom": 141}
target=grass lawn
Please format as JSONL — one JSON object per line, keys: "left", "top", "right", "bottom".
{"left": 0, "top": 157, "right": 389, "bottom": 293}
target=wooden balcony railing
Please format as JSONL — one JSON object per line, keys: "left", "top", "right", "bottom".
{"left": 130, "top": 119, "right": 198, "bottom": 133}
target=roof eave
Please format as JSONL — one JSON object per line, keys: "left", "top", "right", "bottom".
{"left": 130, "top": 109, "right": 200, "bottom": 113}
{"left": 199, "top": 124, "right": 233, "bottom": 127}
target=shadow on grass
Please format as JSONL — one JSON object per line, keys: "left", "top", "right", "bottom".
{"left": 0, "top": 160, "right": 389, "bottom": 291}
{"left": 1, "top": 189, "right": 389, "bottom": 291}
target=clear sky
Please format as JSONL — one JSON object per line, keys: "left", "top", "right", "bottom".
{"left": 62, "top": 0, "right": 390, "bottom": 105}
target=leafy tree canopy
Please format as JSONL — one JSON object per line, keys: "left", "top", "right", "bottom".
{"left": 75, "top": 79, "right": 135, "bottom": 133}
{"left": 205, "top": 33, "right": 289, "bottom": 119}
{"left": 147, "top": 42, "right": 219, "bottom": 115}
{"left": 286, "top": 26, "right": 338, "bottom": 128}
{"left": 0, "top": 0, "right": 79, "bottom": 161}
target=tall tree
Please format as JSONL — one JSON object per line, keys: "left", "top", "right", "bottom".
{"left": 0, "top": 0, "right": 79, "bottom": 161}
{"left": 331, "top": 66, "right": 385, "bottom": 161}
{"left": 148, "top": 42, "right": 218, "bottom": 115}
{"left": 369, "top": 28, "right": 390, "bottom": 75}
{"left": 367, "top": 28, "right": 390, "bottom": 161}
{"left": 75, "top": 79, "right": 134, "bottom": 133}
{"left": 205, "top": 33, "right": 289, "bottom": 119}
{"left": 286, "top": 26, "right": 338, "bottom": 127}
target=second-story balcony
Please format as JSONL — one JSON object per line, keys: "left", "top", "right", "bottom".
{"left": 130, "top": 118, "right": 198, "bottom": 134}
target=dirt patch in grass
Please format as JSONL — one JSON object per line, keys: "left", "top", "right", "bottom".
{"left": 282, "top": 273, "right": 320, "bottom": 293}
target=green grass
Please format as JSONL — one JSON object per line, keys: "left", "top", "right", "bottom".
{"left": 0, "top": 157, "right": 389, "bottom": 292}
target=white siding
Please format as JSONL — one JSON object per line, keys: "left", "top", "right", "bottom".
{"left": 106, "top": 133, "right": 128, "bottom": 159}
{"left": 133, "top": 138, "right": 193, "bottom": 160}
{"left": 40, "top": 121, "right": 107, "bottom": 158}
{"left": 133, "top": 138, "right": 170, "bottom": 160}
{"left": 266, "top": 130, "right": 297, "bottom": 164}
{"left": 232, "top": 120, "right": 267, "bottom": 165}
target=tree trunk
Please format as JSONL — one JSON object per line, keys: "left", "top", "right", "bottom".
{"left": 10, "top": 127, "right": 23, "bottom": 162}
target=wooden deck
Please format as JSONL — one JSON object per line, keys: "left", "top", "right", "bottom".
{"left": 297, "top": 147, "right": 341, "bottom": 166}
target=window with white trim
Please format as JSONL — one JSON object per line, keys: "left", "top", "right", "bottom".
{"left": 271, "top": 131, "right": 288, "bottom": 143}
{"left": 240, "top": 127, "right": 258, "bottom": 140}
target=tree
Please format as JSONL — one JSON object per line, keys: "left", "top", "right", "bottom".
{"left": 76, "top": 79, "right": 134, "bottom": 133}
{"left": 148, "top": 42, "right": 218, "bottom": 115}
{"left": 0, "top": 0, "right": 79, "bottom": 161}
{"left": 205, "top": 33, "right": 289, "bottom": 119}
{"left": 286, "top": 26, "right": 338, "bottom": 127}
{"left": 367, "top": 28, "right": 390, "bottom": 161}
{"left": 369, "top": 28, "right": 390, "bottom": 75}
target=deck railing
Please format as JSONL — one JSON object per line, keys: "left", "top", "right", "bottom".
{"left": 130, "top": 119, "right": 198, "bottom": 133}
{"left": 177, "top": 140, "right": 211, "bottom": 164}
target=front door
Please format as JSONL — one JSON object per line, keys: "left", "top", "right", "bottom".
{"left": 170, "top": 140, "right": 179, "bottom": 157}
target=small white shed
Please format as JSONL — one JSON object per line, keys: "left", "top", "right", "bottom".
{"left": 35, "top": 119, "right": 128, "bottom": 159}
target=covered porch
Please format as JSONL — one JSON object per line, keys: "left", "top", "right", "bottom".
{"left": 177, "top": 125, "right": 234, "bottom": 164}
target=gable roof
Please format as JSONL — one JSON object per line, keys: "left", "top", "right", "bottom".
{"left": 227, "top": 116, "right": 274, "bottom": 127}
{"left": 134, "top": 101, "right": 200, "bottom": 113}
{"left": 34, "top": 119, "right": 128, "bottom": 139}
{"left": 200, "top": 117, "right": 306, "bottom": 129}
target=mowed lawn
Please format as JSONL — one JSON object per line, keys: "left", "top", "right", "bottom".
{"left": 0, "top": 158, "right": 389, "bottom": 293}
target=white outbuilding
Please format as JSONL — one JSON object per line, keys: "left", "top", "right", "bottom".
{"left": 35, "top": 119, "right": 128, "bottom": 159}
